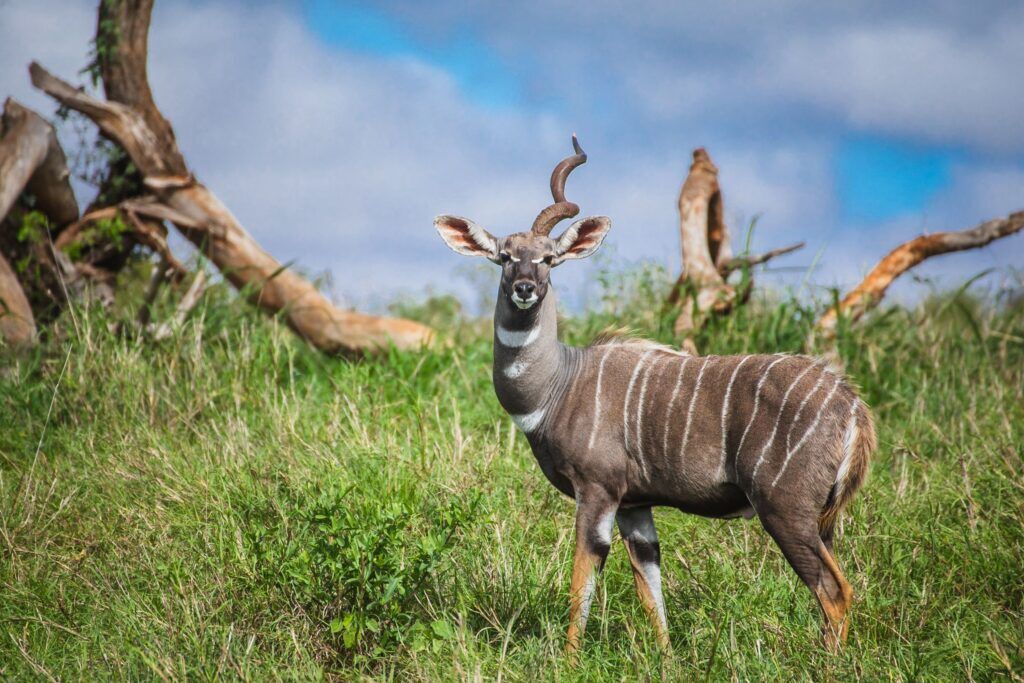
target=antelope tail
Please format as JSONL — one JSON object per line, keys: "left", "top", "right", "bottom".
{"left": 820, "top": 398, "right": 876, "bottom": 537}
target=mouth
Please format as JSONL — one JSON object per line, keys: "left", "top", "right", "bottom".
{"left": 511, "top": 294, "right": 539, "bottom": 310}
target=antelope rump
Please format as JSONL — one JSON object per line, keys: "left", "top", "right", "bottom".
{"left": 435, "top": 136, "right": 877, "bottom": 659}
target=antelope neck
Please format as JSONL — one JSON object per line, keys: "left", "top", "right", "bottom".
{"left": 492, "top": 287, "right": 575, "bottom": 424}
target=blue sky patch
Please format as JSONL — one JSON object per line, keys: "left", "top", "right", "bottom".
{"left": 836, "top": 136, "right": 957, "bottom": 222}
{"left": 302, "top": 0, "right": 520, "bottom": 108}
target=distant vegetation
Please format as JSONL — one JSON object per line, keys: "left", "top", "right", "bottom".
{"left": 1, "top": 265, "right": 1022, "bottom": 680}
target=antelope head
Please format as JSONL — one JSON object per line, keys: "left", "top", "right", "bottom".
{"left": 435, "top": 136, "right": 611, "bottom": 311}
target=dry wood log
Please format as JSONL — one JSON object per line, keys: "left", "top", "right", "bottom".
{"left": 0, "top": 252, "right": 35, "bottom": 346}
{"left": 27, "top": 0, "right": 433, "bottom": 354}
{"left": 0, "top": 98, "right": 81, "bottom": 344}
{"left": 0, "top": 99, "right": 79, "bottom": 228}
{"left": 815, "top": 210, "right": 1024, "bottom": 339}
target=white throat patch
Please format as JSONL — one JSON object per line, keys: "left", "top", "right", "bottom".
{"left": 497, "top": 324, "right": 540, "bottom": 348}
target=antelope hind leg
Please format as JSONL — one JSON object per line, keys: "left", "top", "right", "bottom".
{"left": 759, "top": 513, "right": 853, "bottom": 652}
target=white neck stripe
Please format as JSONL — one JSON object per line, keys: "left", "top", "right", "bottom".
{"left": 497, "top": 324, "right": 540, "bottom": 348}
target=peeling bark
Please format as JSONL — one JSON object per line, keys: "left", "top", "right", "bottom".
{"left": 815, "top": 210, "right": 1024, "bottom": 339}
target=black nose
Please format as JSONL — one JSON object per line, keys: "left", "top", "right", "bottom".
{"left": 514, "top": 281, "right": 536, "bottom": 298}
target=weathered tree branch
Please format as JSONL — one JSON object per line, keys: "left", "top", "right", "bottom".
{"left": 27, "top": 1, "right": 433, "bottom": 354}
{"left": 719, "top": 241, "right": 805, "bottom": 276}
{"left": 815, "top": 210, "right": 1024, "bottom": 339}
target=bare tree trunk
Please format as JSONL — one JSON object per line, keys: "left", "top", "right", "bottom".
{"left": 672, "top": 148, "right": 734, "bottom": 335}
{"left": 28, "top": 0, "right": 433, "bottom": 355}
{"left": 667, "top": 147, "right": 803, "bottom": 336}
{"left": 813, "top": 210, "right": 1024, "bottom": 342}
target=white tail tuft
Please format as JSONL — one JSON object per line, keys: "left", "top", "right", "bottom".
{"left": 835, "top": 398, "right": 859, "bottom": 500}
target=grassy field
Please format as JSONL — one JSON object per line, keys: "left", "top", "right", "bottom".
{"left": 1, "top": 268, "right": 1022, "bottom": 681}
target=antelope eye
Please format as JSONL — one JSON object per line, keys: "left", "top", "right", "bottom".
{"left": 499, "top": 252, "right": 511, "bottom": 263}
{"left": 543, "top": 254, "right": 554, "bottom": 265}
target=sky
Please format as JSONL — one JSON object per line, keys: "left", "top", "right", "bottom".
{"left": 1, "top": 0, "right": 1022, "bottom": 314}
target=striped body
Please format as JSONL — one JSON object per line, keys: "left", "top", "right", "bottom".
{"left": 540, "top": 346, "right": 861, "bottom": 518}
{"left": 491, "top": 288, "right": 874, "bottom": 654}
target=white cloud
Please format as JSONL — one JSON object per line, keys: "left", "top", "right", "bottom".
{"left": 767, "top": 19, "right": 1024, "bottom": 152}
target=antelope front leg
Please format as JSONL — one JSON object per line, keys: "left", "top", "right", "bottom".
{"left": 566, "top": 490, "right": 617, "bottom": 661}
{"left": 616, "top": 506, "right": 671, "bottom": 651}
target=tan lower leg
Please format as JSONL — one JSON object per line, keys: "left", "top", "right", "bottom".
{"left": 816, "top": 541, "right": 853, "bottom": 647}
{"left": 566, "top": 546, "right": 599, "bottom": 658}
{"left": 624, "top": 541, "right": 670, "bottom": 650}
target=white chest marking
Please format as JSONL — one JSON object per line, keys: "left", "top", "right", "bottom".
{"left": 504, "top": 360, "right": 529, "bottom": 379}
{"left": 511, "top": 407, "right": 546, "bottom": 433}
{"left": 497, "top": 324, "right": 540, "bottom": 348}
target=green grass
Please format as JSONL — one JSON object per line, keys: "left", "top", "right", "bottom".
{"left": 1, "top": 269, "right": 1022, "bottom": 681}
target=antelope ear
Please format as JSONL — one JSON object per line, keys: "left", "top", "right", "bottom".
{"left": 553, "top": 216, "right": 611, "bottom": 263}
{"left": 435, "top": 215, "right": 500, "bottom": 262}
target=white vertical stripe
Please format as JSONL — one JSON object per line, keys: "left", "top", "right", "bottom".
{"left": 634, "top": 354, "right": 661, "bottom": 463}
{"left": 771, "top": 375, "right": 843, "bottom": 488}
{"left": 587, "top": 347, "right": 613, "bottom": 451}
{"left": 496, "top": 324, "right": 540, "bottom": 347}
{"left": 735, "top": 356, "right": 790, "bottom": 462}
{"left": 718, "top": 355, "right": 753, "bottom": 475}
{"left": 623, "top": 349, "right": 656, "bottom": 452}
{"left": 785, "top": 365, "right": 828, "bottom": 453}
{"left": 662, "top": 356, "right": 691, "bottom": 457}
{"left": 679, "top": 357, "right": 712, "bottom": 460}
{"left": 751, "top": 361, "right": 819, "bottom": 481}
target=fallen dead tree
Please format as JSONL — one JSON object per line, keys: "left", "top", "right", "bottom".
{"left": 2, "top": 0, "right": 432, "bottom": 354}
{"left": 813, "top": 210, "right": 1024, "bottom": 343}
{"left": 667, "top": 147, "right": 803, "bottom": 336}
